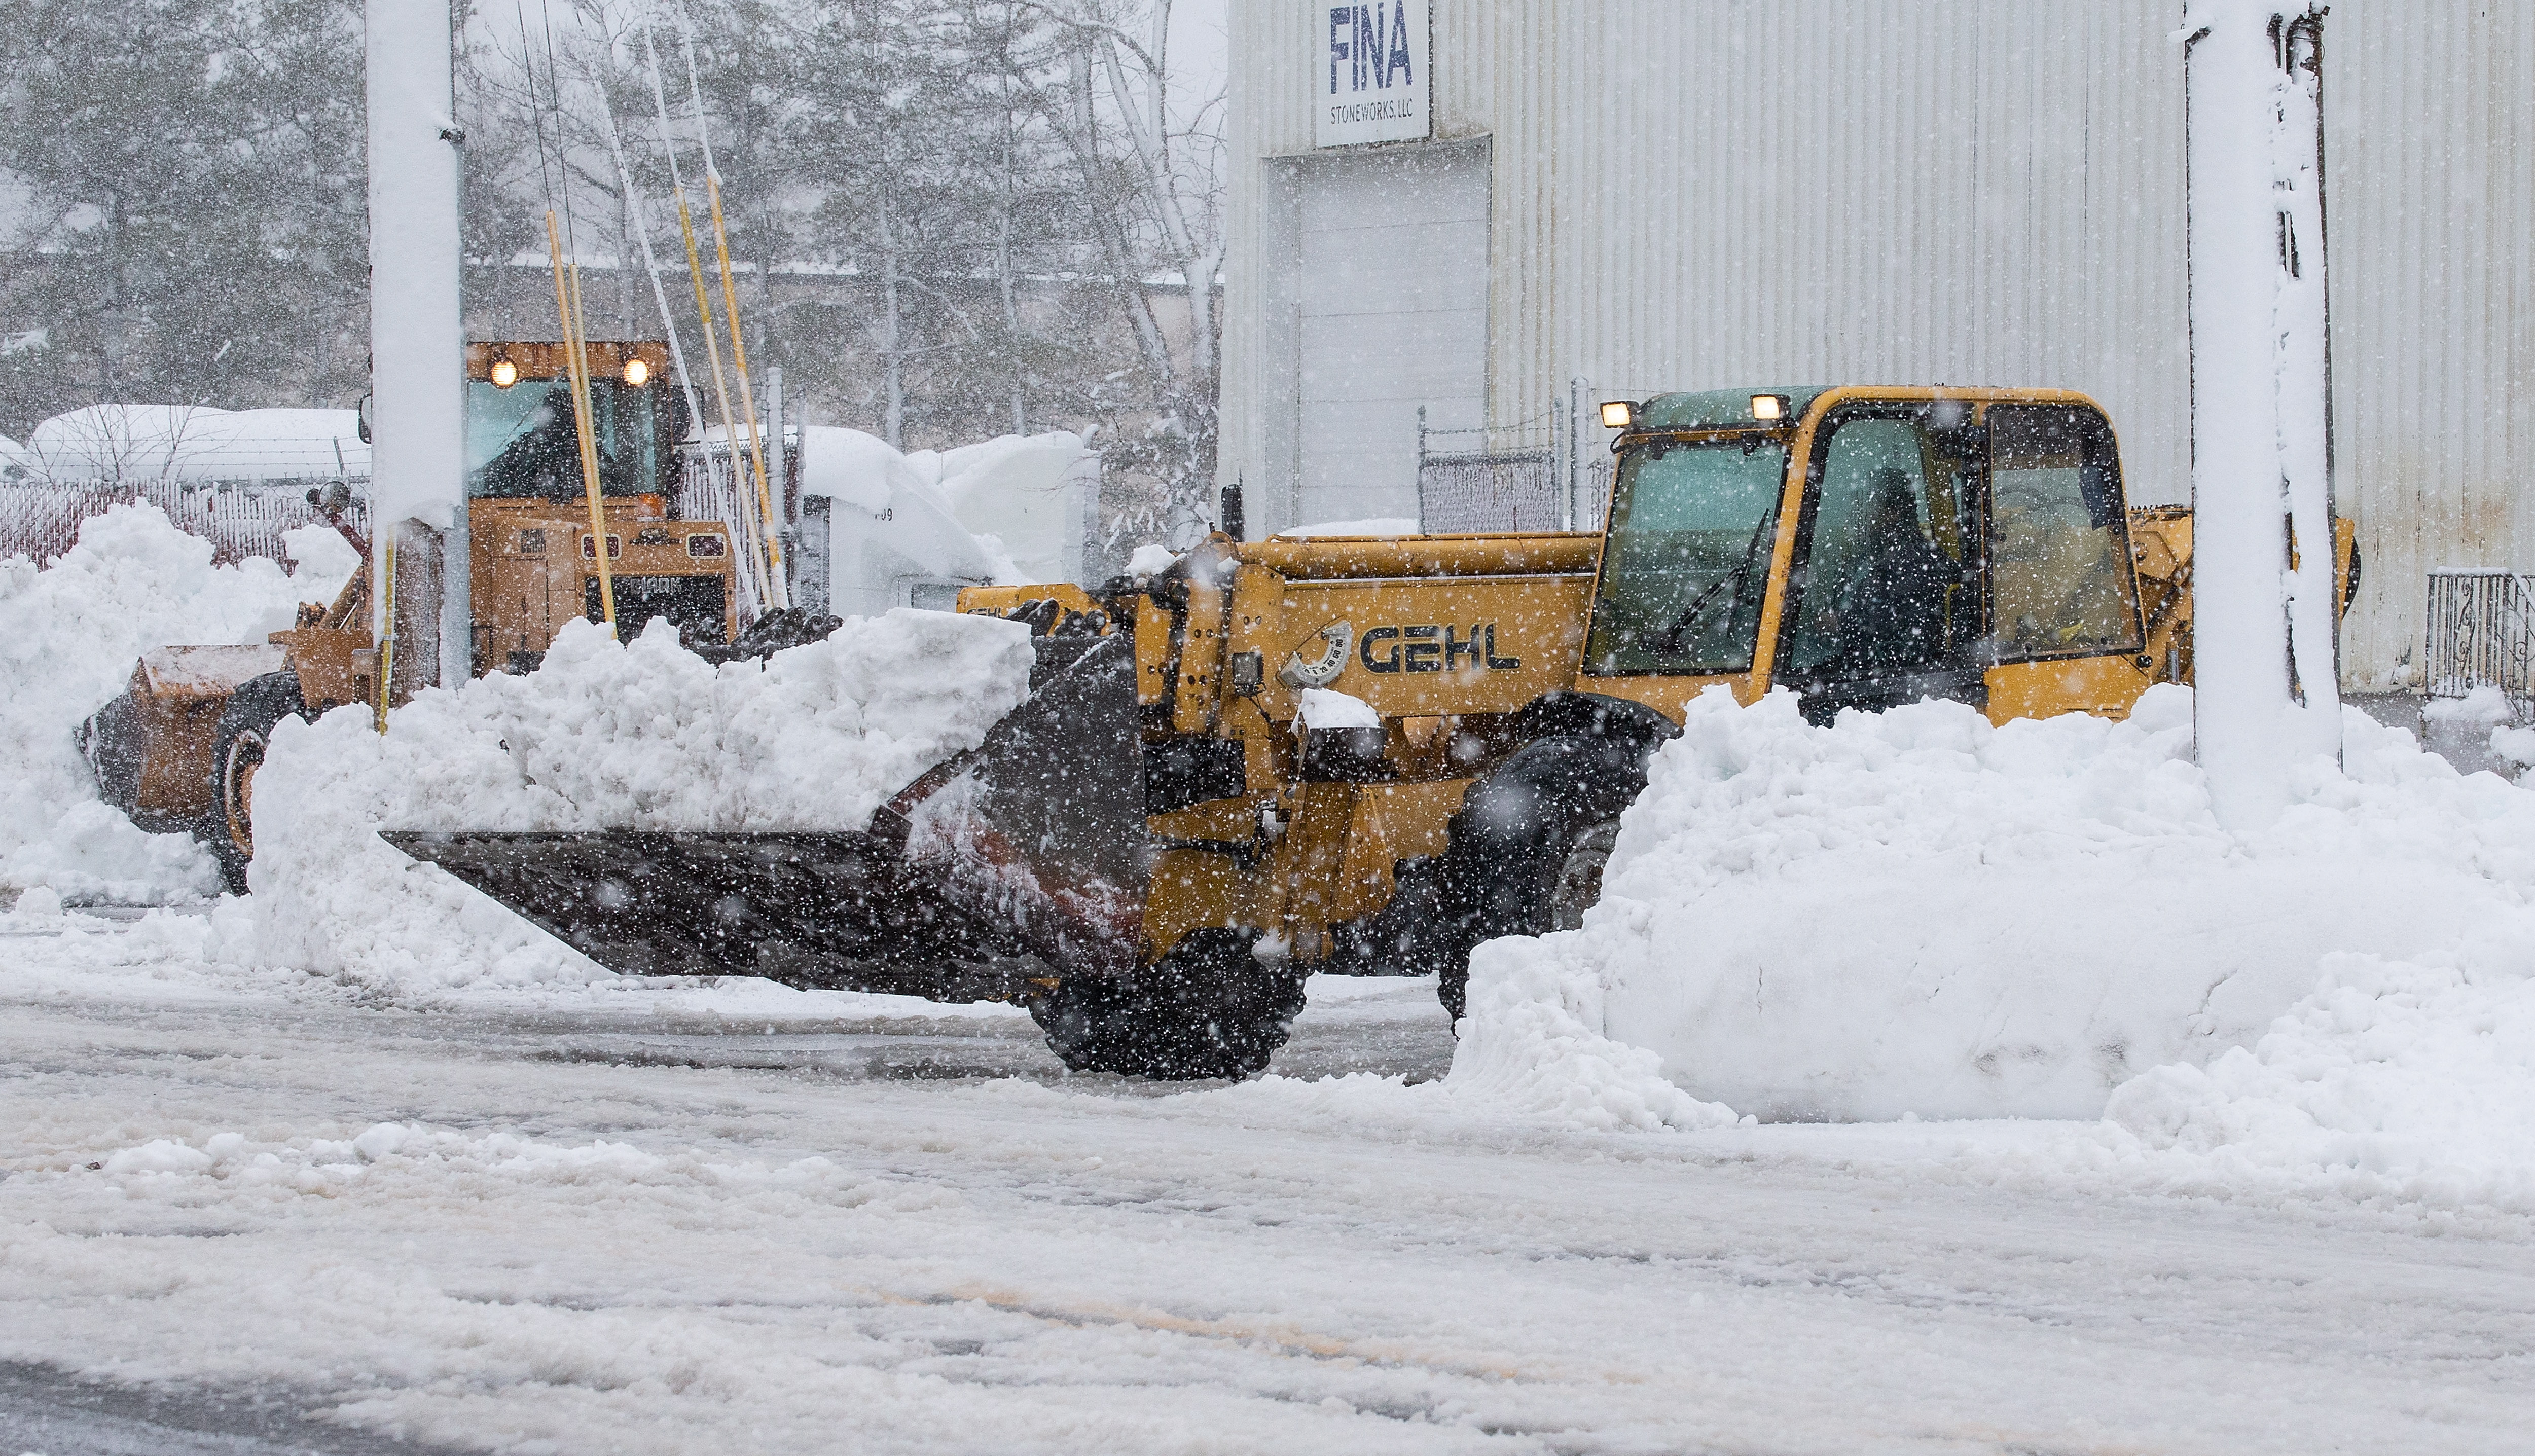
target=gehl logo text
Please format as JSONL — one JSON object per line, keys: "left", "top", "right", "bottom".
{"left": 1359, "top": 624, "right": 1520, "bottom": 674}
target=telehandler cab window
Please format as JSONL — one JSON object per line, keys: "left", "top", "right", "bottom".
{"left": 465, "top": 377, "right": 666, "bottom": 499}
{"left": 1584, "top": 434, "right": 1789, "bottom": 675}
{"left": 1785, "top": 416, "right": 1963, "bottom": 679}
{"left": 1985, "top": 405, "right": 2141, "bottom": 659}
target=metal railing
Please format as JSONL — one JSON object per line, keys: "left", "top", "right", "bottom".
{"left": 2424, "top": 567, "right": 2535, "bottom": 710}
{"left": 0, "top": 479, "right": 369, "bottom": 567}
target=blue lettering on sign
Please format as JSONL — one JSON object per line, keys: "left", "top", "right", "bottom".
{"left": 1332, "top": 2, "right": 1414, "bottom": 96}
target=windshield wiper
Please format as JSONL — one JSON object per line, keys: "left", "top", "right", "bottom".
{"left": 1655, "top": 511, "right": 1777, "bottom": 655}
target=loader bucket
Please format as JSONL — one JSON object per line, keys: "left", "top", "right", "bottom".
{"left": 386, "top": 630, "right": 1151, "bottom": 990}
{"left": 896, "top": 631, "right": 1148, "bottom": 980}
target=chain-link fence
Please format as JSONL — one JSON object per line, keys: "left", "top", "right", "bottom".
{"left": 1411, "top": 403, "right": 1612, "bottom": 533}
{"left": 0, "top": 480, "right": 369, "bottom": 566}
{"left": 2424, "top": 567, "right": 2535, "bottom": 710}
{"left": 1416, "top": 447, "right": 1563, "bottom": 533}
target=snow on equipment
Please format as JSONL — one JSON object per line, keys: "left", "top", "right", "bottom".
{"left": 77, "top": 342, "right": 747, "bottom": 892}
{"left": 397, "top": 387, "right": 2357, "bottom": 1079}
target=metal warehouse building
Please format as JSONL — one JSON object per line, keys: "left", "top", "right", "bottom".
{"left": 1217, "top": 1, "right": 2535, "bottom": 690}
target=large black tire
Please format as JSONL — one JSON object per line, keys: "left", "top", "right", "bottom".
{"left": 198, "top": 670, "right": 308, "bottom": 895}
{"left": 1426, "top": 733, "right": 1654, "bottom": 1024}
{"left": 1029, "top": 928, "right": 1307, "bottom": 1079}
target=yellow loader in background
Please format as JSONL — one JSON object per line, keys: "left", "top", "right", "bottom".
{"left": 399, "top": 385, "right": 2355, "bottom": 1078}
{"left": 80, "top": 341, "right": 760, "bottom": 892}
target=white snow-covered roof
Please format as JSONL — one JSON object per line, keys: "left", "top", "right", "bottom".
{"left": 25, "top": 404, "right": 370, "bottom": 485}
{"left": 798, "top": 425, "right": 1094, "bottom": 588}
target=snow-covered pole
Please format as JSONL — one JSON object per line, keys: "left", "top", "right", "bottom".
{"left": 2182, "top": 0, "right": 2339, "bottom": 829}
{"left": 365, "top": 0, "right": 467, "bottom": 689}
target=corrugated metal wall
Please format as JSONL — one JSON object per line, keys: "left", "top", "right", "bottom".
{"left": 1224, "top": 1, "right": 2535, "bottom": 689}
{"left": 2328, "top": 3, "right": 2535, "bottom": 688}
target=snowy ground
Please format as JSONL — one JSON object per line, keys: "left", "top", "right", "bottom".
{"left": 5, "top": 910, "right": 2531, "bottom": 1454}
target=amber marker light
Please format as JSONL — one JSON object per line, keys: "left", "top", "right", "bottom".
{"left": 490, "top": 358, "right": 519, "bottom": 388}
{"left": 1599, "top": 400, "right": 1636, "bottom": 429}
{"left": 1750, "top": 394, "right": 1786, "bottom": 421}
{"left": 623, "top": 357, "right": 650, "bottom": 387}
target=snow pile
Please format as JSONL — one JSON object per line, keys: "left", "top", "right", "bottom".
{"left": 1461, "top": 685, "right": 2535, "bottom": 1173}
{"left": 798, "top": 426, "right": 1094, "bottom": 608}
{"left": 1448, "top": 937, "right": 1737, "bottom": 1131}
{"left": 2104, "top": 954, "right": 2535, "bottom": 1211}
{"left": 2422, "top": 684, "right": 2514, "bottom": 730}
{"left": 249, "top": 609, "right": 1035, "bottom": 992}
{"left": 0, "top": 504, "right": 355, "bottom": 903}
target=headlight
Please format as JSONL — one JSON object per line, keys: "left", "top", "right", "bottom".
{"left": 623, "top": 357, "right": 650, "bottom": 387}
{"left": 490, "top": 358, "right": 519, "bottom": 388}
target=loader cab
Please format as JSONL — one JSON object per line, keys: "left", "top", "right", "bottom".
{"left": 461, "top": 341, "right": 738, "bottom": 663}
{"left": 1583, "top": 387, "right": 2153, "bottom": 725}
{"left": 464, "top": 340, "right": 685, "bottom": 501}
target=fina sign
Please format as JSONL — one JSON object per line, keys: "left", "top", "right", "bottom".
{"left": 1314, "top": 1, "right": 1430, "bottom": 148}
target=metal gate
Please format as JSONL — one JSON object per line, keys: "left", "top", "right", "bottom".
{"left": 2424, "top": 567, "right": 2535, "bottom": 710}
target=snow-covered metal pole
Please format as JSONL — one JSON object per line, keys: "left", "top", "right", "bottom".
{"left": 2182, "top": 0, "right": 2339, "bottom": 829}
{"left": 366, "top": 0, "right": 467, "bottom": 689}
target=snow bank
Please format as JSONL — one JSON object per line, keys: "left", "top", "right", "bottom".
{"left": 0, "top": 504, "right": 355, "bottom": 903}
{"left": 1461, "top": 685, "right": 2535, "bottom": 1175}
{"left": 2422, "top": 684, "right": 2514, "bottom": 729}
{"left": 249, "top": 609, "right": 1035, "bottom": 993}
{"left": 1448, "top": 938, "right": 1737, "bottom": 1131}
{"left": 2104, "top": 955, "right": 2535, "bottom": 1211}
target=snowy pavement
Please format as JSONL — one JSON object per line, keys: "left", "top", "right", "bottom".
{"left": 5, "top": 915, "right": 2531, "bottom": 1454}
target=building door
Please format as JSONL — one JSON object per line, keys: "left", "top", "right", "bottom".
{"left": 1269, "top": 140, "right": 1488, "bottom": 533}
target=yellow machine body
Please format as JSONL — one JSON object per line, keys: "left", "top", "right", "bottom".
{"left": 974, "top": 385, "right": 2349, "bottom": 972}
{"left": 382, "top": 383, "right": 2362, "bottom": 1082}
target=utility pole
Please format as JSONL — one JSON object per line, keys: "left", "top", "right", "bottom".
{"left": 2183, "top": 0, "right": 2340, "bottom": 828}
{"left": 365, "top": 0, "right": 467, "bottom": 689}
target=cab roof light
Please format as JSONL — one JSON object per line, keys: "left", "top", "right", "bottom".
{"left": 1599, "top": 400, "right": 1636, "bottom": 429}
{"left": 1750, "top": 393, "right": 1787, "bottom": 422}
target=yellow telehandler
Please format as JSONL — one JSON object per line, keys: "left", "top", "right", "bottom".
{"left": 397, "top": 385, "right": 2354, "bottom": 1078}
{"left": 80, "top": 341, "right": 761, "bottom": 892}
